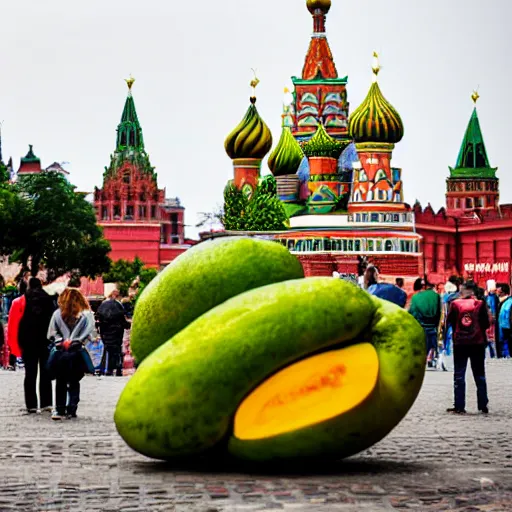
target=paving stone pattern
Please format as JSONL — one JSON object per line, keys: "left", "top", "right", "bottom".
{"left": 0, "top": 361, "right": 511, "bottom": 511}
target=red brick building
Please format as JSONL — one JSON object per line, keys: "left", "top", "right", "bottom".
{"left": 415, "top": 95, "right": 512, "bottom": 288}
{"left": 93, "top": 78, "right": 192, "bottom": 269}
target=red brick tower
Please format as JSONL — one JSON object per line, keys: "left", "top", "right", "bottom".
{"left": 94, "top": 77, "right": 186, "bottom": 268}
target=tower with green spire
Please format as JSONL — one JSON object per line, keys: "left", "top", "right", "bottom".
{"left": 446, "top": 92, "right": 499, "bottom": 214}
{"left": 94, "top": 77, "right": 185, "bottom": 248}
{"left": 102, "top": 76, "right": 155, "bottom": 181}
{"left": 116, "top": 76, "right": 145, "bottom": 152}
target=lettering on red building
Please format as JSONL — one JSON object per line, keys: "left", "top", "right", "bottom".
{"left": 464, "top": 262, "right": 509, "bottom": 274}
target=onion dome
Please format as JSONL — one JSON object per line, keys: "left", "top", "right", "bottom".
{"left": 307, "top": 0, "right": 331, "bottom": 14}
{"left": 301, "top": 123, "right": 345, "bottom": 159}
{"left": 225, "top": 97, "right": 273, "bottom": 160}
{"left": 348, "top": 53, "right": 404, "bottom": 144}
{"left": 268, "top": 127, "right": 304, "bottom": 176}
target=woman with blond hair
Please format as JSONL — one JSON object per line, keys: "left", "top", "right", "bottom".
{"left": 47, "top": 288, "right": 94, "bottom": 420}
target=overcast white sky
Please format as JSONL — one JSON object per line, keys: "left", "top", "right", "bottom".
{"left": 1, "top": 0, "right": 510, "bottom": 239}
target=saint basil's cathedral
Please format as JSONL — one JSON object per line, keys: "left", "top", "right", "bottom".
{"left": 2, "top": 0, "right": 511, "bottom": 291}
{"left": 218, "top": 0, "right": 512, "bottom": 290}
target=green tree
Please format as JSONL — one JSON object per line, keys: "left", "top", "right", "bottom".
{"left": 0, "top": 161, "right": 9, "bottom": 184}
{"left": 102, "top": 256, "right": 158, "bottom": 297}
{"left": 5, "top": 171, "right": 111, "bottom": 278}
{"left": 223, "top": 176, "right": 288, "bottom": 231}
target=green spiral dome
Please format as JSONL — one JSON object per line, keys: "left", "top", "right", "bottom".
{"left": 268, "top": 127, "right": 304, "bottom": 176}
{"left": 301, "top": 123, "right": 345, "bottom": 159}
{"left": 225, "top": 100, "right": 273, "bottom": 160}
{"left": 348, "top": 82, "right": 404, "bottom": 144}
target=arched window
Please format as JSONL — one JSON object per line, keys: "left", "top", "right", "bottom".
{"left": 385, "top": 240, "right": 393, "bottom": 251}
{"left": 359, "top": 170, "right": 368, "bottom": 182}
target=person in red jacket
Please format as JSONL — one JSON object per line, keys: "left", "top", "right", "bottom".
{"left": 446, "top": 281, "right": 490, "bottom": 415}
{"left": 6, "top": 280, "right": 27, "bottom": 368}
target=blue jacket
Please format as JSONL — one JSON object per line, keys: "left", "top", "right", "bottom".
{"left": 486, "top": 293, "right": 499, "bottom": 318}
{"left": 368, "top": 283, "right": 407, "bottom": 308}
{"left": 498, "top": 297, "right": 512, "bottom": 332}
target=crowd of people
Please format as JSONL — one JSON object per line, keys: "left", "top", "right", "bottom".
{"left": 1, "top": 266, "right": 511, "bottom": 420}
{"left": 0, "top": 276, "right": 133, "bottom": 420}
{"left": 362, "top": 266, "right": 511, "bottom": 415}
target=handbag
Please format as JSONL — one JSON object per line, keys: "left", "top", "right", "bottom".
{"left": 79, "top": 345, "right": 96, "bottom": 374}
{"left": 85, "top": 338, "right": 105, "bottom": 370}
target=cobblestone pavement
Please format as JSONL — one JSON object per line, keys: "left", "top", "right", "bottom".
{"left": 0, "top": 361, "right": 511, "bottom": 511}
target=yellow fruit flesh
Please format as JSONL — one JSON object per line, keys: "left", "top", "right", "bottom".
{"left": 234, "top": 343, "right": 379, "bottom": 441}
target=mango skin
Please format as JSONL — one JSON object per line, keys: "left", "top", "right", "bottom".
{"left": 229, "top": 296, "right": 426, "bottom": 461}
{"left": 115, "top": 278, "right": 375, "bottom": 460}
{"left": 130, "top": 236, "right": 305, "bottom": 363}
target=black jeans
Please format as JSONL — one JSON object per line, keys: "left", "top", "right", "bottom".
{"left": 55, "top": 379, "right": 80, "bottom": 415}
{"left": 453, "top": 344, "right": 488, "bottom": 411}
{"left": 23, "top": 349, "right": 52, "bottom": 410}
{"left": 100, "top": 344, "right": 123, "bottom": 376}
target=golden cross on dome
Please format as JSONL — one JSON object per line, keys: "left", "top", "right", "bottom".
{"left": 250, "top": 69, "right": 260, "bottom": 94}
{"left": 372, "top": 51, "right": 381, "bottom": 83}
{"left": 125, "top": 75, "right": 135, "bottom": 90}
{"left": 472, "top": 90, "right": 480, "bottom": 104}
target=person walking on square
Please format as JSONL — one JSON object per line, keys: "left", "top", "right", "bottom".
{"left": 446, "top": 281, "right": 490, "bottom": 414}
{"left": 409, "top": 279, "right": 442, "bottom": 367}
{"left": 18, "top": 278, "right": 56, "bottom": 413}
{"left": 97, "top": 290, "right": 130, "bottom": 376}
{"left": 6, "top": 280, "right": 28, "bottom": 371}
{"left": 47, "top": 288, "right": 95, "bottom": 420}
{"left": 496, "top": 283, "right": 511, "bottom": 359}
{"left": 364, "top": 266, "right": 407, "bottom": 308}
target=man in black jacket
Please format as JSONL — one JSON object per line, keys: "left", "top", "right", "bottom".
{"left": 97, "top": 290, "right": 130, "bottom": 376}
{"left": 18, "top": 278, "right": 56, "bottom": 412}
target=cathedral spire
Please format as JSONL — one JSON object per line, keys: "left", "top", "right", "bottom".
{"left": 116, "top": 76, "right": 145, "bottom": 152}
{"left": 451, "top": 93, "right": 496, "bottom": 177}
{"left": 302, "top": 0, "right": 337, "bottom": 80}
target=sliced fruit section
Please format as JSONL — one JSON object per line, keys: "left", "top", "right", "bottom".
{"left": 234, "top": 343, "right": 379, "bottom": 441}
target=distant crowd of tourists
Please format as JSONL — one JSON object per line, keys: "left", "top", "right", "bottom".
{"left": 360, "top": 266, "right": 511, "bottom": 415}
{"left": 0, "top": 276, "right": 132, "bottom": 420}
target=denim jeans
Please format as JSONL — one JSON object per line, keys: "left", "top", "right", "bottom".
{"left": 424, "top": 327, "right": 438, "bottom": 358}
{"left": 453, "top": 344, "right": 488, "bottom": 411}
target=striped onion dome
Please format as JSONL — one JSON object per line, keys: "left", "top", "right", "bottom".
{"left": 348, "top": 81, "right": 404, "bottom": 144}
{"left": 268, "top": 127, "right": 304, "bottom": 176}
{"left": 225, "top": 98, "right": 273, "bottom": 160}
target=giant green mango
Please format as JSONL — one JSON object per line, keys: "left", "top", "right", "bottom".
{"left": 130, "top": 236, "right": 304, "bottom": 363}
{"left": 115, "top": 278, "right": 426, "bottom": 461}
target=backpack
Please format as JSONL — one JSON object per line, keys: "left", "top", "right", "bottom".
{"left": 452, "top": 298, "right": 484, "bottom": 345}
